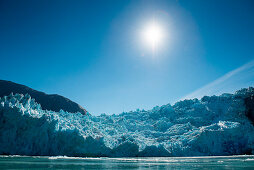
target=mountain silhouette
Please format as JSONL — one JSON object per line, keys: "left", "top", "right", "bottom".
{"left": 0, "top": 80, "right": 87, "bottom": 115}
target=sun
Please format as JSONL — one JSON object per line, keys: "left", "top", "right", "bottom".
{"left": 142, "top": 21, "right": 164, "bottom": 50}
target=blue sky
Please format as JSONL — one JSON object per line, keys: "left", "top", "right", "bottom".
{"left": 0, "top": 0, "right": 254, "bottom": 115}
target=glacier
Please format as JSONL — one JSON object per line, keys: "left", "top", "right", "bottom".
{"left": 0, "top": 87, "right": 254, "bottom": 157}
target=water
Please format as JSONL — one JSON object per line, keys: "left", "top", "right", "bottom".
{"left": 0, "top": 155, "right": 254, "bottom": 169}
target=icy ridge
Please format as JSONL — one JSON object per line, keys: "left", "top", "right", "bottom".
{"left": 0, "top": 88, "right": 254, "bottom": 157}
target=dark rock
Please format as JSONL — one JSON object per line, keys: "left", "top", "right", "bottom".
{"left": 0, "top": 80, "right": 87, "bottom": 115}
{"left": 245, "top": 94, "right": 254, "bottom": 124}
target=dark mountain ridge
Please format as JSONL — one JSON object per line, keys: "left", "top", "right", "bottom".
{"left": 0, "top": 80, "right": 87, "bottom": 115}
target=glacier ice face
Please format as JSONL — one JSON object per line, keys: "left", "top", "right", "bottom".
{"left": 0, "top": 88, "right": 254, "bottom": 157}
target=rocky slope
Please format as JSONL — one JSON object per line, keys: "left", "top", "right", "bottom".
{"left": 0, "top": 80, "right": 87, "bottom": 115}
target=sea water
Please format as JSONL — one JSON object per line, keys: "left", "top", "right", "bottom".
{"left": 0, "top": 155, "right": 254, "bottom": 169}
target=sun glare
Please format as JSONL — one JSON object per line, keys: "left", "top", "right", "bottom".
{"left": 143, "top": 21, "right": 164, "bottom": 51}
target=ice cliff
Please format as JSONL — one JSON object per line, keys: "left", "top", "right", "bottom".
{"left": 0, "top": 87, "right": 254, "bottom": 157}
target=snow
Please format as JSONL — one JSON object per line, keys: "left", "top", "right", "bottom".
{"left": 0, "top": 88, "right": 254, "bottom": 157}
